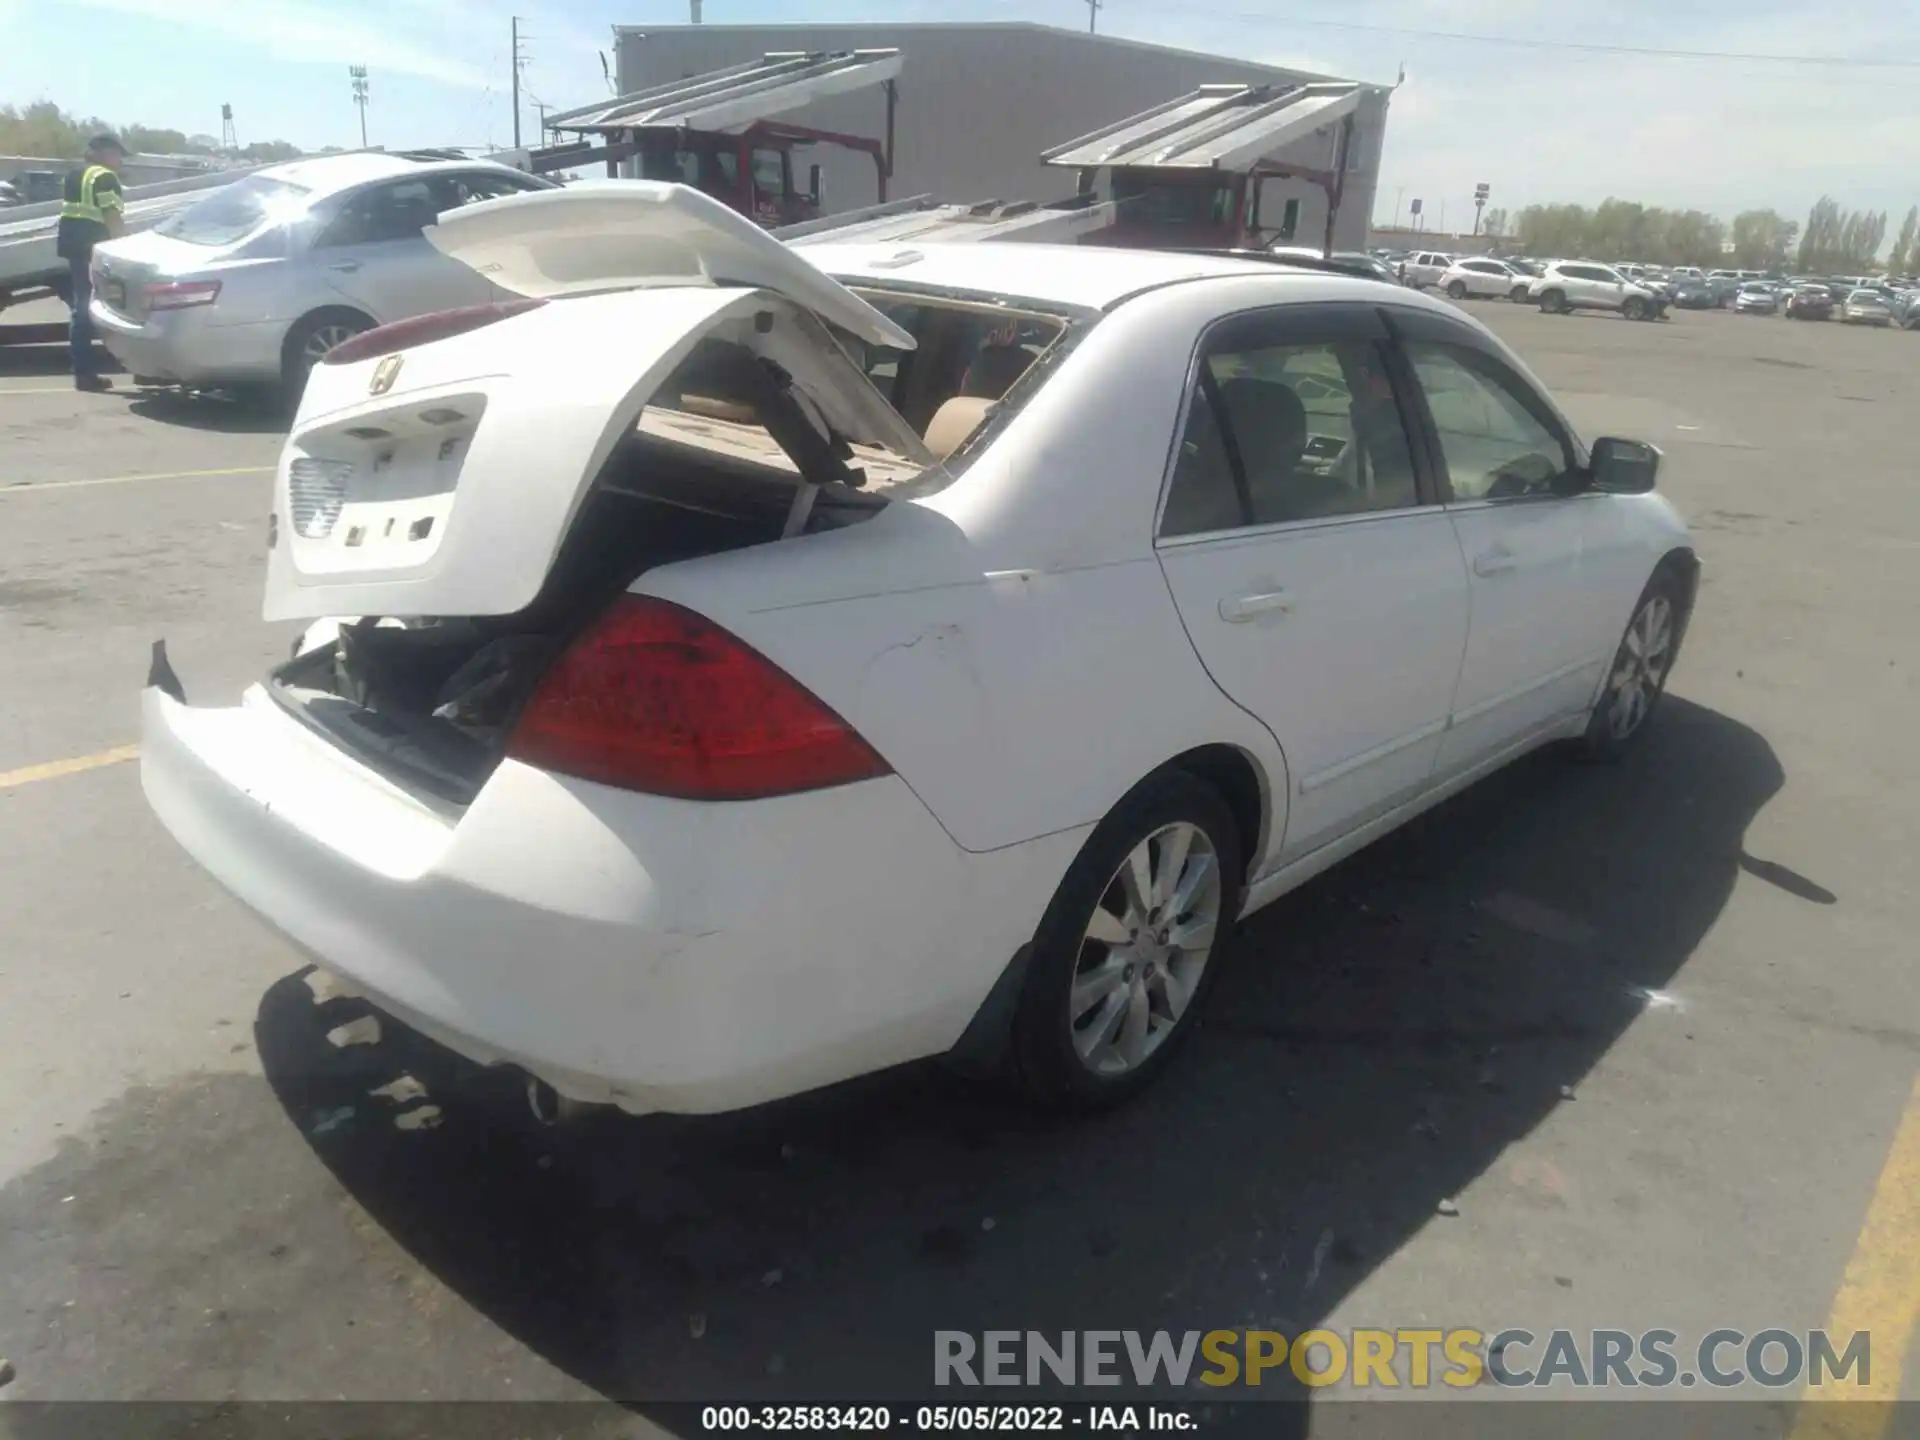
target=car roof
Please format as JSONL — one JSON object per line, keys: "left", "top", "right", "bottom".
{"left": 804, "top": 241, "right": 1300, "bottom": 310}
{"left": 252, "top": 151, "right": 515, "bottom": 197}
{"left": 811, "top": 240, "right": 1479, "bottom": 321}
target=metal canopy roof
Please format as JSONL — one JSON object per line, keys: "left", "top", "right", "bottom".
{"left": 1041, "top": 81, "right": 1365, "bottom": 173}
{"left": 547, "top": 49, "right": 903, "bottom": 136}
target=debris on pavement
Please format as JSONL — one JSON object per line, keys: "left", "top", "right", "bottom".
{"left": 308, "top": 1106, "right": 356, "bottom": 1137}
{"left": 1303, "top": 1227, "right": 1334, "bottom": 1294}
{"left": 326, "top": 1015, "right": 383, "bottom": 1048}
{"left": 1627, "top": 985, "right": 1687, "bottom": 1012}
{"left": 1436, "top": 1197, "right": 1460, "bottom": 1217}
{"left": 1559, "top": 1084, "right": 1578, "bottom": 1100}
{"left": 369, "top": 1074, "right": 427, "bottom": 1106}
{"left": 0, "top": 1357, "right": 15, "bottom": 1389}
{"left": 761, "top": 1268, "right": 784, "bottom": 1288}
{"left": 689, "top": 1312, "right": 708, "bottom": 1339}
{"left": 981, "top": 1217, "right": 997, "bottom": 1232}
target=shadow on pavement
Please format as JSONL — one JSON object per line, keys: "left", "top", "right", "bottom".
{"left": 127, "top": 390, "right": 286, "bottom": 434}
{"left": 249, "top": 697, "right": 1791, "bottom": 1427}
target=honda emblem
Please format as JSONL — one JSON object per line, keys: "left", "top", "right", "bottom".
{"left": 369, "top": 355, "right": 403, "bottom": 396}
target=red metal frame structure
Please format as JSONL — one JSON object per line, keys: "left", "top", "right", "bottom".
{"left": 1043, "top": 81, "right": 1367, "bottom": 257}
{"left": 525, "top": 50, "right": 902, "bottom": 229}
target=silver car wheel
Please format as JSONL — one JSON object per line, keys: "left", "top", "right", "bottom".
{"left": 1603, "top": 594, "right": 1674, "bottom": 741}
{"left": 1069, "top": 822, "right": 1222, "bottom": 1077}
{"left": 303, "top": 322, "right": 362, "bottom": 364}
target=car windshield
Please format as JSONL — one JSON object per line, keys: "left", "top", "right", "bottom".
{"left": 154, "top": 175, "right": 312, "bottom": 246}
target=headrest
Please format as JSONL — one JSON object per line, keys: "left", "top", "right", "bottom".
{"left": 923, "top": 395, "right": 995, "bottom": 461}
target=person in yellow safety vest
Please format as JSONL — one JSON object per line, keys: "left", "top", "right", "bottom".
{"left": 56, "top": 134, "right": 128, "bottom": 392}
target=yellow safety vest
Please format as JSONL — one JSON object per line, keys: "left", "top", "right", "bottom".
{"left": 59, "top": 165, "right": 121, "bottom": 224}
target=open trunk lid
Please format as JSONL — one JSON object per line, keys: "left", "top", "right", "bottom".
{"left": 264, "top": 183, "right": 933, "bottom": 624}
{"left": 425, "top": 180, "right": 914, "bottom": 348}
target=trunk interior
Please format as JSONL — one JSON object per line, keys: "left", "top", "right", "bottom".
{"left": 268, "top": 416, "right": 887, "bottom": 806}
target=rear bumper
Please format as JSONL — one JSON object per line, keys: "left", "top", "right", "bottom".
{"left": 90, "top": 301, "right": 282, "bottom": 385}
{"left": 141, "top": 683, "right": 1067, "bottom": 1113}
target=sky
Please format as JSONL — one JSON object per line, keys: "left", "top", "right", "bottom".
{"left": 2, "top": 0, "right": 1917, "bottom": 228}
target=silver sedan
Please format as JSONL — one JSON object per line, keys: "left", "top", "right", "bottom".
{"left": 89, "top": 152, "right": 554, "bottom": 402}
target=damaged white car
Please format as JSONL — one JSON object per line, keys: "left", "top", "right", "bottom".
{"left": 142, "top": 181, "right": 1699, "bottom": 1117}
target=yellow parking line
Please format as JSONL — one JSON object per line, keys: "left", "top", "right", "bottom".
{"left": 1790, "top": 1073, "right": 1920, "bottom": 1437}
{"left": 0, "top": 464, "right": 272, "bottom": 496}
{"left": 0, "top": 744, "right": 140, "bottom": 791}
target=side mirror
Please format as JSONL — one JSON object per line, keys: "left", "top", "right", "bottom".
{"left": 1589, "top": 436, "right": 1661, "bottom": 494}
{"left": 807, "top": 163, "right": 823, "bottom": 207}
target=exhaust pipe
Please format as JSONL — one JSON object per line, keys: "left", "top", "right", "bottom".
{"left": 526, "top": 1075, "right": 594, "bottom": 1127}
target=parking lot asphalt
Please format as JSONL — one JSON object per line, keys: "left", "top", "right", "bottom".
{"left": 2, "top": 298, "right": 1917, "bottom": 1428}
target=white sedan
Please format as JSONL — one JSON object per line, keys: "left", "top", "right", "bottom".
{"left": 141, "top": 182, "right": 1699, "bottom": 1118}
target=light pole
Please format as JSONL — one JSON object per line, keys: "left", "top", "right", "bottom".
{"left": 349, "top": 66, "right": 369, "bottom": 148}
{"left": 1394, "top": 186, "right": 1405, "bottom": 228}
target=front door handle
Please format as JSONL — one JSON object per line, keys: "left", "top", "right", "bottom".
{"left": 1220, "top": 589, "right": 1294, "bottom": 622}
{"left": 1473, "top": 548, "right": 1518, "bottom": 577}
{"left": 327, "top": 260, "right": 362, "bottom": 273}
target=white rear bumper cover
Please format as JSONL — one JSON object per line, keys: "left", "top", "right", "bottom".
{"left": 142, "top": 684, "right": 1073, "bottom": 1114}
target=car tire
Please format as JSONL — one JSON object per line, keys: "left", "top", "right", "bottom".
{"left": 281, "top": 308, "right": 374, "bottom": 406}
{"left": 1622, "top": 295, "right": 1647, "bottom": 321}
{"left": 1447, "top": 280, "right": 1469, "bottom": 299}
{"left": 1510, "top": 284, "right": 1530, "bottom": 302}
{"left": 1539, "top": 288, "right": 1568, "bottom": 314}
{"left": 1008, "top": 770, "right": 1244, "bottom": 1110}
{"left": 1574, "top": 566, "right": 1690, "bottom": 763}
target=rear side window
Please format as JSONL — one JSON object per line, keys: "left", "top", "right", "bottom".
{"left": 1405, "top": 342, "right": 1576, "bottom": 502}
{"left": 1161, "top": 333, "right": 1420, "bottom": 537}
{"left": 154, "top": 176, "right": 310, "bottom": 246}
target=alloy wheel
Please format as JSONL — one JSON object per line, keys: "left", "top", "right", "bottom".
{"left": 303, "top": 322, "right": 362, "bottom": 364}
{"left": 1069, "top": 822, "right": 1222, "bottom": 1077}
{"left": 1603, "top": 594, "right": 1674, "bottom": 741}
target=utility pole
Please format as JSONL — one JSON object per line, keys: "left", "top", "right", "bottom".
{"left": 349, "top": 66, "right": 370, "bottom": 148}
{"left": 1394, "top": 185, "right": 1404, "bottom": 228}
{"left": 690, "top": 0, "right": 702, "bottom": 20}
{"left": 510, "top": 17, "right": 526, "bottom": 149}
{"left": 1087, "top": 0, "right": 1101, "bottom": 32}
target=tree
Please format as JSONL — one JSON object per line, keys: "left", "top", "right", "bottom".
{"left": 0, "top": 100, "right": 305, "bottom": 163}
{"left": 1731, "top": 209, "right": 1798, "bottom": 270}
{"left": 1890, "top": 206, "right": 1919, "bottom": 275}
{"left": 1798, "top": 196, "right": 1888, "bottom": 272}
{"left": 1481, "top": 206, "right": 1509, "bottom": 239}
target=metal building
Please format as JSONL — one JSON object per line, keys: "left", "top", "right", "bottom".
{"left": 613, "top": 21, "right": 1391, "bottom": 251}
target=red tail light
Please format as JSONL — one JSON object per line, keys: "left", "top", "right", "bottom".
{"left": 321, "top": 298, "right": 547, "bottom": 366}
{"left": 507, "top": 596, "right": 892, "bottom": 801}
{"left": 144, "top": 280, "right": 222, "bottom": 311}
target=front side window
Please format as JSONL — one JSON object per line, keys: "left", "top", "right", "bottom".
{"left": 316, "top": 179, "right": 440, "bottom": 248}
{"left": 1406, "top": 342, "right": 1576, "bottom": 502}
{"left": 1160, "top": 333, "right": 1421, "bottom": 538}
{"left": 435, "top": 171, "right": 543, "bottom": 210}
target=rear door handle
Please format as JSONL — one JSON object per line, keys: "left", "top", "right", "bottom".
{"left": 327, "top": 260, "right": 362, "bottom": 273}
{"left": 1473, "top": 548, "right": 1518, "bottom": 577}
{"left": 1220, "top": 589, "right": 1294, "bottom": 622}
